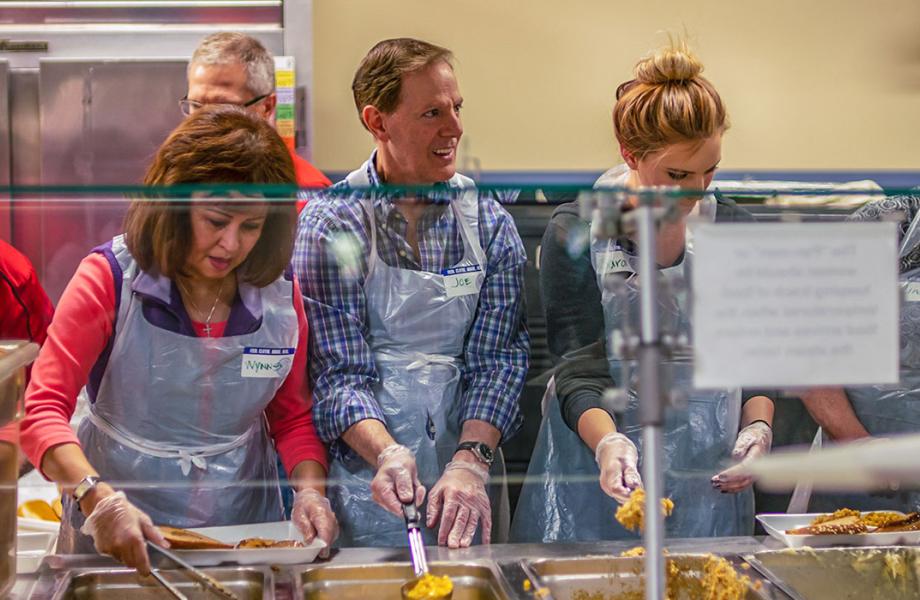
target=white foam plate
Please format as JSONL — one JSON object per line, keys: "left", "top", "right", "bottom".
{"left": 16, "top": 531, "right": 57, "bottom": 574}
{"left": 757, "top": 512, "right": 920, "bottom": 548}
{"left": 173, "top": 521, "right": 325, "bottom": 566}
{"left": 17, "top": 517, "right": 60, "bottom": 534}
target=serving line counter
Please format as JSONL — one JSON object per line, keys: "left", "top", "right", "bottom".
{"left": 17, "top": 536, "right": 789, "bottom": 599}
{"left": 19, "top": 537, "right": 920, "bottom": 599}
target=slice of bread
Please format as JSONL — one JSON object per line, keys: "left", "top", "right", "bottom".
{"left": 786, "top": 514, "right": 868, "bottom": 535}
{"left": 876, "top": 512, "right": 920, "bottom": 533}
{"left": 158, "top": 526, "right": 233, "bottom": 550}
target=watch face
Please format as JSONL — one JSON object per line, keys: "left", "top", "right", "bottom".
{"left": 478, "top": 443, "right": 494, "bottom": 462}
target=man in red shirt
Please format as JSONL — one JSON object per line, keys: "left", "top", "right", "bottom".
{"left": 1, "top": 238, "right": 54, "bottom": 474}
{"left": 0, "top": 239, "right": 54, "bottom": 362}
{"left": 183, "top": 32, "right": 331, "bottom": 204}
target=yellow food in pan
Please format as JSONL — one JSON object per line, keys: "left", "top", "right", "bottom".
{"left": 404, "top": 573, "right": 453, "bottom": 599}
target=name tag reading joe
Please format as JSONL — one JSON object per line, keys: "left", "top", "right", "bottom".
{"left": 242, "top": 347, "right": 295, "bottom": 378}
{"left": 442, "top": 265, "right": 482, "bottom": 298}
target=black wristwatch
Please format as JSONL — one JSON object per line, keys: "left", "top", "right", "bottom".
{"left": 456, "top": 441, "right": 495, "bottom": 467}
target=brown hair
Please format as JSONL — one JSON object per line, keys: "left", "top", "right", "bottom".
{"left": 613, "top": 40, "right": 727, "bottom": 159}
{"left": 352, "top": 37, "right": 453, "bottom": 130}
{"left": 125, "top": 105, "right": 296, "bottom": 287}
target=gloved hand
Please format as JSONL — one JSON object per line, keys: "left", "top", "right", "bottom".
{"left": 80, "top": 491, "right": 168, "bottom": 575}
{"left": 712, "top": 421, "right": 773, "bottom": 493}
{"left": 595, "top": 432, "right": 642, "bottom": 504}
{"left": 292, "top": 487, "right": 339, "bottom": 559}
{"left": 426, "top": 460, "right": 492, "bottom": 549}
{"left": 371, "top": 444, "right": 425, "bottom": 516}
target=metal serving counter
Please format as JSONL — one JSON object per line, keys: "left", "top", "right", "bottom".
{"left": 15, "top": 537, "right": 797, "bottom": 600}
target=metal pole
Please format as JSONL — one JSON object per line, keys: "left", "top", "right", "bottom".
{"left": 635, "top": 193, "right": 666, "bottom": 600}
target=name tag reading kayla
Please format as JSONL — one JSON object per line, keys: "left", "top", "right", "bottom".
{"left": 442, "top": 264, "right": 482, "bottom": 298}
{"left": 904, "top": 282, "right": 920, "bottom": 302}
{"left": 598, "top": 250, "right": 634, "bottom": 276}
{"left": 241, "top": 347, "right": 295, "bottom": 378}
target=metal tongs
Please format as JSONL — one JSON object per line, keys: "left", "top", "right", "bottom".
{"left": 146, "top": 541, "right": 242, "bottom": 600}
{"left": 402, "top": 502, "right": 429, "bottom": 577}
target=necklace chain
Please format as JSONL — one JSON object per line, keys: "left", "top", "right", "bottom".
{"left": 177, "top": 277, "right": 226, "bottom": 337}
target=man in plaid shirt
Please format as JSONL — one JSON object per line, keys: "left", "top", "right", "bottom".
{"left": 294, "top": 38, "right": 529, "bottom": 548}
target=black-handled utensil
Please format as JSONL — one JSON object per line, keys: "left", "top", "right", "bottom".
{"left": 403, "top": 502, "right": 429, "bottom": 578}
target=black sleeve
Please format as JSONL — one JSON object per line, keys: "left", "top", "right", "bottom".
{"left": 554, "top": 341, "right": 615, "bottom": 433}
{"left": 539, "top": 205, "right": 605, "bottom": 359}
{"left": 539, "top": 204, "right": 615, "bottom": 434}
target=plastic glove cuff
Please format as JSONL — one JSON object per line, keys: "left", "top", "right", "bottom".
{"left": 594, "top": 431, "right": 633, "bottom": 465}
{"left": 377, "top": 443, "right": 411, "bottom": 468}
{"left": 79, "top": 490, "right": 127, "bottom": 537}
{"left": 444, "top": 459, "right": 490, "bottom": 484}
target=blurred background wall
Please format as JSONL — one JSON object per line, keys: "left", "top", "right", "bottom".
{"left": 312, "top": 0, "right": 920, "bottom": 174}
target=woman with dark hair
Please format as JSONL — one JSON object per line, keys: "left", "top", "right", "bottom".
{"left": 20, "top": 105, "right": 336, "bottom": 572}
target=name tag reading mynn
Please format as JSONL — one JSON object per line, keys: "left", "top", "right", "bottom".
{"left": 241, "top": 347, "right": 295, "bottom": 378}
{"left": 442, "top": 264, "right": 482, "bottom": 298}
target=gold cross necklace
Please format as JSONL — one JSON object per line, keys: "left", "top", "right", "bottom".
{"left": 177, "top": 276, "right": 226, "bottom": 337}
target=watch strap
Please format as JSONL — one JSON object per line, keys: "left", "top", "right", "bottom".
{"left": 456, "top": 441, "right": 494, "bottom": 466}
{"left": 72, "top": 475, "right": 101, "bottom": 506}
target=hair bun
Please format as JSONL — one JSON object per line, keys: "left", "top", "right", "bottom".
{"left": 634, "top": 45, "right": 702, "bottom": 85}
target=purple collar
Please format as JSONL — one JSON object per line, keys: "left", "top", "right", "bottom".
{"left": 131, "top": 268, "right": 263, "bottom": 336}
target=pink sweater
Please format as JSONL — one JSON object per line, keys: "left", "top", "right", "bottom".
{"left": 20, "top": 253, "right": 327, "bottom": 478}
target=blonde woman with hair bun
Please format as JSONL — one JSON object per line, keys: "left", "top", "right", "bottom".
{"left": 511, "top": 41, "right": 775, "bottom": 543}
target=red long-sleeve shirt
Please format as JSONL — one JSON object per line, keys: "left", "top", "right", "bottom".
{"left": 0, "top": 238, "right": 54, "bottom": 350}
{"left": 20, "top": 253, "right": 327, "bottom": 478}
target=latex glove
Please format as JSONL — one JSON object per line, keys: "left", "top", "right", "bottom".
{"left": 712, "top": 421, "right": 773, "bottom": 493}
{"left": 371, "top": 444, "right": 426, "bottom": 516}
{"left": 80, "top": 491, "right": 168, "bottom": 575}
{"left": 426, "top": 460, "right": 492, "bottom": 548}
{"left": 595, "top": 432, "right": 643, "bottom": 504}
{"left": 292, "top": 488, "right": 339, "bottom": 559}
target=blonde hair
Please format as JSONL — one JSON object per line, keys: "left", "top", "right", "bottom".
{"left": 613, "top": 40, "right": 727, "bottom": 158}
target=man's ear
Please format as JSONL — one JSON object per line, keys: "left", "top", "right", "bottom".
{"left": 362, "top": 105, "right": 388, "bottom": 141}
{"left": 620, "top": 145, "right": 639, "bottom": 170}
{"left": 261, "top": 93, "right": 278, "bottom": 120}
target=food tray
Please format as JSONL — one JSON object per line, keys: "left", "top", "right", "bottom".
{"left": 295, "top": 561, "right": 511, "bottom": 599}
{"left": 51, "top": 566, "right": 272, "bottom": 600}
{"left": 519, "top": 554, "right": 776, "bottom": 600}
{"left": 745, "top": 547, "right": 920, "bottom": 600}
{"left": 174, "top": 521, "right": 324, "bottom": 566}
{"left": 756, "top": 513, "right": 920, "bottom": 548}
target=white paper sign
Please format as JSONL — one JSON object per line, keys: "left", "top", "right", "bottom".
{"left": 691, "top": 222, "right": 898, "bottom": 387}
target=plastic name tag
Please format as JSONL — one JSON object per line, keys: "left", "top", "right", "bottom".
{"left": 904, "top": 281, "right": 920, "bottom": 302}
{"left": 442, "top": 264, "right": 482, "bottom": 298}
{"left": 241, "top": 347, "right": 295, "bottom": 378}
{"left": 598, "top": 250, "right": 634, "bottom": 275}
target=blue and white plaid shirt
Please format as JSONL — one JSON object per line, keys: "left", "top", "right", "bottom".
{"left": 294, "top": 152, "right": 528, "bottom": 455}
